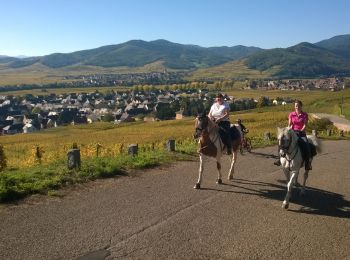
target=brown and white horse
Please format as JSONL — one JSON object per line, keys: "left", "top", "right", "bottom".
{"left": 193, "top": 114, "right": 241, "bottom": 189}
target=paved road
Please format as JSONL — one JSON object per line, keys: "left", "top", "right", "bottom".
{"left": 311, "top": 113, "right": 350, "bottom": 132}
{"left": 0, "top": 141, "right": 349, "bottom": 260}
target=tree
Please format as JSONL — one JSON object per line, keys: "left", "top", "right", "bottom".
{"left": 256, "top": 96, "right": 269, "bottom": 108}
{"left": 102, "top": 113, "right": 115, "bottom": 122}
{"left": 32, "top": 107, "right": 42, "bottom": 114}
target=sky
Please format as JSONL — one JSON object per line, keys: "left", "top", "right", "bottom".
{"left": 1, "top": 0, "right": 350, "bottom": 57}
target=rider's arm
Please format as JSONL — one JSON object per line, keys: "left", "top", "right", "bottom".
{"left": 216, "top": 108, "right": 229, "bottom": 123}
{"left": 301, "top": 115, "right": 308, "bottom": 132}
{"left": 288, "top": 115, "right": 293, "bottom": 128}
{"left": 208, "top": 106, "right": 214, "bottom": 120}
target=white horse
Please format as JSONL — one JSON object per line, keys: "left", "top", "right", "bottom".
{"left": 193, "top": 114, "right": 241, "bottom": 189}
{"left": 277, "top": 127, "right": 322, "bottom": 209}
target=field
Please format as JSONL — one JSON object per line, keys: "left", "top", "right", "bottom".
{"left": 1, "top": 88, "right": 350, "bottom": 169}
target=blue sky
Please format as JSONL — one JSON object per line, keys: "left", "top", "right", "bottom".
{"left": 1, "top": 0, "right": 349, "bottom": 56}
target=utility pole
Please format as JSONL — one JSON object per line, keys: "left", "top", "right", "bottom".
{"left": 339, "top": 95, "right": 344, "bottom": 116}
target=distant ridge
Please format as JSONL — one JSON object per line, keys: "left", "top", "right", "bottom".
{"left": 1, "top": 35, "right": 350, "bottom": 79}
{"left": 4, "top": 39, "right": 263, "bottom": 70}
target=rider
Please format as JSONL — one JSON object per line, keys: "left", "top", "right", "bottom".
{"left": 274, "top": 100, "right": 312, "bottom": 170}
{"left": 208, "top": 93, "right": 232, "bottom": 155}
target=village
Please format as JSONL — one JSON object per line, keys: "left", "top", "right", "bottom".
{"left": 0, "top": 87, "right": 297, "bottom": 135}
{"left": 0, "top": 76, "right": 347, "bottom": 135}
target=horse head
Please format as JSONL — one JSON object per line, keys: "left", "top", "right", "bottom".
{"left": 194, "top": 113, "right": 210, "bottom": 139}
{"left": 277, "top": 127, "right": 297, "bottom": 157}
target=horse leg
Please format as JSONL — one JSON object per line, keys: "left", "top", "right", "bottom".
{"left": 194, "top": 154, "right": 203, "bottom": 189}
{"left": 283, "top": 167, "right": 290, "bottom": 183}
{"left": 228, "top": 151, "right": 236, "bottom": 180}
{"left": 300, "top": 169, "right": 309, "bottom": 196}
{"left": 216, "top": 157, "right": 222, "bottom": 185}
{"left": 282, "top": 170, "right": 298, "bottom": 209}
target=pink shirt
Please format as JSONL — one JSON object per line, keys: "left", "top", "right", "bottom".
{"left": 289, "top": 111, "right": 308, "bottom": 131}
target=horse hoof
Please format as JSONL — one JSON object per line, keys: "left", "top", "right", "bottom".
{"left": 194, "top": 183, "right": 200, "bottom": 189}
{"left": 282, "top": 202, "right": 289, "bottom": 209}
{"left": 216, "top": 179, "right": 222, "bottom": 184}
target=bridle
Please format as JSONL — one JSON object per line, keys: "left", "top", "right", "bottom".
{"left": 194, "top": 115, "right": 221, "bottom": 149}
{"left": 194, "top": 115, "right": 210, "bottom": 139}
{"left": 278, "top": 130, "right": 299, "bottom": 163}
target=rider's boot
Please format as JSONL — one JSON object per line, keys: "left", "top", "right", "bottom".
{"left": 305, "top": 161, "right": 312, "bottom": 170}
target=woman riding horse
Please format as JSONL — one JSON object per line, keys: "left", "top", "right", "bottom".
{"left": 208, "top": 93, "right": 232, "bottom": 154}
{"left": 275, "top": 100, "right": 312, "bottom": 170}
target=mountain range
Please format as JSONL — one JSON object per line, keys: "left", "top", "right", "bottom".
{"left": 1, "top": 34, "right": 350, "bottom": 79}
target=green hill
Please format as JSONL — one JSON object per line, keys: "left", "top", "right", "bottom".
{"left": 245, "top": 42, "right": 350, "bottom": 78}
{"left": 315, "top": 34, "right": 350, "bottom": 61}
{"left": 7, "top": 39, "right": 261, "bottom": 70}
{"left": 2, "top": 35, "right": 350, "bottom": 81}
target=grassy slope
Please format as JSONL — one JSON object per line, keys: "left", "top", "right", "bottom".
{"left": 0, "top": 61, "right": 170, "bottom": 85}
{"left": 187, "top": 59, "right": 277, "bottom": 80}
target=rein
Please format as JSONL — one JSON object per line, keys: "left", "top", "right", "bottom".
{"left": 279, "top": 132, "right": 299, "bottom": 169}
{"left": 196, "top": 118, "right": 223, "bottom": 152}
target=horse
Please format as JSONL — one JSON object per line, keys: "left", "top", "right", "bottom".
{"left": 193, "top": 114, "right": 241, "bottom": 189}
{"left": 277, "top": 127, "right": 322, "bottom": 209}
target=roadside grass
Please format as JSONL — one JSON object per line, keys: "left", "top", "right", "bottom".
{"left": 0, "top": 147, "right": 195, "bottom": 202}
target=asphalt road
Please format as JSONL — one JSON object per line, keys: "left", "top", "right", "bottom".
{"left": 0, "top": 140, "right": 349, "bottom": 260}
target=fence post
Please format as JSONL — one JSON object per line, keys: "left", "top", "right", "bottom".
{"left": 326, "top": 129, "right": 332, "bottom": 136}
{"left": 128, "top": 144, "right": 138, "bottom": 156}
{"left": 67, "top": 149, "right": 81, "bottom": 170}
{"left": 166, "top": 139, "right": 175, "bottom": 152}
{"left": 264, "top": 132, "right": 271, "bottom": 140}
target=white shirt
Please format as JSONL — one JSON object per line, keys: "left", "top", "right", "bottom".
{"left": 209, "top": 102, "right": 230, "bottom": 121}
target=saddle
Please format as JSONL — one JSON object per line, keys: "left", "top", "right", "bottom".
{"left": 297, "top": 139, "right": 317, "bottom": 158}
{"left": 218, "top": 125, "right": 240, "bottom": 147}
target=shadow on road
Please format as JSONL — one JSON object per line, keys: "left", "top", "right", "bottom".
{"left": 249, "top": 151, "right": 279, "bottom": 159}
{"left": 201, "top": 178, "right": 350, "bottom": 219}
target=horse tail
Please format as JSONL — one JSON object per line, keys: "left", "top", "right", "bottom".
{"left": 307, "top": 134, "right": 322, "bottom": 154}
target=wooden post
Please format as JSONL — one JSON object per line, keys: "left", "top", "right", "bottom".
{"left": 166, "top": 139, "right": 175, "bottom": 152}
{"left": 264, "top": 132, "right": 271, "bottom": 140}
{"left": 326, "top": 129, "right": 332, "bottom": 136}
{"left": 67, "top": 149, "right": 81, "bottom": 170}
{"left": 128, "top": 144, "right": 138, "bottom": 156}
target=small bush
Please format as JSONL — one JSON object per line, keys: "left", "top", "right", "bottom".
{"left": 307, "top": 118, "right": 334, "bottom": 132}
